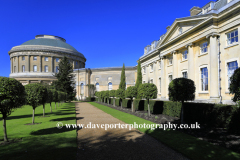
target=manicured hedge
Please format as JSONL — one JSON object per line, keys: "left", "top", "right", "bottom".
{"left": 115, "top": 98, "right": 120, "bottom": 106}
{"left": 134, "top": 99, "right": 144, "bottom": 110}
{"left": 122, "top": 99, "right": 131, "bottom": 108}
{"left": 162, "top": 101, "right": 182, "bottom": 118}
{"left": 85, "top": 97, "right": 95, "bottom": 102}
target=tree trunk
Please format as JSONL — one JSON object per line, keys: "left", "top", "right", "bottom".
{"left": 121, "top": 99, "right": 122, "bottom": 108}
{"left": 43, "top": 104, "right": 45, "bottom": 117}
{"left": 32, "top": 108, "right": 35, "bottom": 124}
{"left": 108, "top": 98, "right": 109, "bottom": 105}
{"left": 3, "top": 117, "right": 8, "bottom": 142}
{"left": 55, "top": 102, "right": 56, "bottom": 109}
{"left": 50, "top": 103, "right": 52, "bottom": 113}
{"left": 58, "top": 102, "right": 59, "bottom": 108}
{"left": 148, "top": 99, "right": 150, "bottom": 117}
{"left": 181, "top": 101, "right": 184, "bottom": 124}
{"left": 114, "top": 98, "right": 115, "bottom": 107}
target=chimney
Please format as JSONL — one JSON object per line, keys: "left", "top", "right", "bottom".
{"left": 189, "top": 6, "right": 202, "bottom": 16}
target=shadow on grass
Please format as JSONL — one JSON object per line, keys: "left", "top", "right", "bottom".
{"left": 0, "top": 113, "right": 44, "bottom": 121}
{"left": 0, "top": 136, "right": 76, "bottom": 160}
{"left": 50, "top": 117, "right": 83, "bottom": 121}
{"left": 54, "top": 112, "right": 76, "bottom": 116}
{"left": 31, "top": 127, "right": 75, "bottom": 135}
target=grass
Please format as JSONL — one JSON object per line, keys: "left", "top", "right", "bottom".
{"left": 0, "top": 102, "right": 77, "bottom": 160}
{"left": 89, "top": 102, "right": 240, "bottom": 160}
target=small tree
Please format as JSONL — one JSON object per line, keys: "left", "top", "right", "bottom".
{"left": 0, "top": 77, "right": 26, "bottom": 141}
{"left": 57, "top": 91, "right": 61, "bottom": 108}
{"left": 135, "top": 61, "right": 142, "bottom": 89}
{"left": 126, "top": 86, "right": 137, "bottom": 112}
{"left": 168, "top": 78, "right": 195, "bottom": 123}
{"left": 119, "top": 63, "right": 126, "bottom": 90}
{"left": 138, "top": 83, "right": 157, "bottom": 116}
{"left": 47, "top": 89, "right": 53, "bottom": 112}
{"left": 52, "top": 89, "right": 58, "bottom": 109}
{"left": 229, "top": 68, "right": 240, "bottom": 102}
{"left": 103, "top": 90, "right": 110, "bottom": 104}
{"left": 116, "top": 89, "right": 125, "bottom": 108}
{"left": 40, "top": 85, "right": 48, "bottom": 117}
{"left": 109, "top": 90, "right": 116, "bottom": 106}
{"left": 25, "top": 83, "right": 46, "bottom": 124}
{"left": 98, "top": 91, "right": 103, "bottom": 102}
{"left": 95, "top": 91, "right": 99, "bottom": 102}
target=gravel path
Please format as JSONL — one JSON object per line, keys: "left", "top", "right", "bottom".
{"left": 76, "top": 102, "right": 189, "bottom": 160}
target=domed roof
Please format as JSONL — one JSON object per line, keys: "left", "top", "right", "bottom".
{"left": 21, "top": 35, "right": 78, "bottom": 52}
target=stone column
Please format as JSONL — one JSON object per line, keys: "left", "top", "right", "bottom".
{"left": 39, "top": 55, "right": 42, "bottom": 72}
{"left": 208, "top": 34, "right": 220, "bottom": 101}
{"left": 17, "top": 56, "right": 19, "bottom": 73}
{"left": 73, "top": 60, "right": 75, "bottom": 69}
{"left": 51, "top": 56, "right": 54, "bottom": 72}
{"left": 172, "top": 51, "right": 178, "bottom": 79}
{"left": 160, "top": 56, "right": 166, "bottom": 99}
{"left": 10, "top": 57, "right": 12, "bottom": 73}
{"left": 28, "top": 55, "right": 30, "bottom": 72}
{"left": 186, "top": 43, "right": 194, "bottom": 81}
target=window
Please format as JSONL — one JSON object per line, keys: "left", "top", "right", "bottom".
{"left": 182, "top": 50, "right": 188, "bottom": 60}
{"left": 22, "top": 65, "right": 25, "bottom": 72}
{"left": 45, "top": 65, "right": 48, "bottom": 72}
{"left": 200, "top": 42, "right": 208, "bottom": 54}
{"left": 227, "top": 30, "right": 238, "bottom": 45}
{"left": 150, "top": 64, "right": 153, "bottom": 72}
{"left": 45, "top": 57, "right": 48, "bottom": 61}
{"left": 14, "top": 66, "right": 16, "bottom": 72}
{"left": 179, "top": 27, "right": 183, "bottom": 34}
{"left": 150, "top": 79, "right": 153, "bottom": 84}
{"left": 33, "top": 56, "right": 37, "bottom": 61}
{"left": 143, "top": 67, "right": 146, "bottom": 74}
{"left": 56, "top": 58, "right": 59, "bottom": 62}
{"left": 169, "top": 56, "right": 173, "bottom": 65}
{"left": 227, "top": 61, "right": 238, "bottom": 87}
{"left": 159, "top": 78, "right": 161, "bottom": 93}
{"left": 96, "top": 83, "right": 99, "bottom": 91}
{"left": 33, "top": 65, "right": 37, "bottom": 72}
{"left": 169, "top": 75, "right": 173, "bottom": 83}
{"left": 56, "top": 66, "right": 59, "bottom": 73}
{"left": 81, "top": 83, "right": 84, "bottom": 94}
{"left": 76, "top": 61, "right": 78, "bottom": 66}
{"left": 201, "top": 67, "right": 208, "bottom": 91}
{"left": 182, "top": 71, "right": 188, "bottom": 78}
{"left": 108, "top": 82, "right": 112, "bottom": 91}
{"left": 22, "top": 56, "right": 25, "bottom": 61}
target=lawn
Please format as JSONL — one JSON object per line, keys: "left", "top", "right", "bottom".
{"left": 89, "top": 102, "right": 240, "bottom": 160}
{"left": 0, "top": 102, "right": 77, "bottom": 160}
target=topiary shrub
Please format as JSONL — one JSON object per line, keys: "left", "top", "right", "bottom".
{"left": 138, "top": 83, "right": 157, "bottom": 116}
{"left": 229, "top": 68, "right": 240, "bottom": 102}
{"left": 168, "top": 78, "right": 195, "bottom": 123}
{"left": 125, "top": 86, "right": 137, "bottom": 112}
{"left": 133, "top": 99, "right": 144, "bottom": 110}
{"left": 122, "top": 99, "right": 131, "bottom": 108}
{"left": 115, "top": 89, "right": 125, "bottom": 108}
{"left": 109, "top": 90, "right": 116, "bottom": 106}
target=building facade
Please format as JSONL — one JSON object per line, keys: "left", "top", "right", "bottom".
{"left": 139, "top": 0, "right": 240, "bottom": 104}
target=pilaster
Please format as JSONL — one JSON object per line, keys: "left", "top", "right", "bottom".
{"left": 40, "top": 55, "right": 42, "bottom": 72}
{"left": 160, "top": 56, "right": 166, "bottom": 99}
{"left": 17, "top": 56, "right": 19, "bottom": 73}
{"left": 186, "top": 43, "right": 194, "bottom": 81}
{"left": 28, "top": 55, "right": 30, "bottom": 72}
{"left": 171, "top": 51, "right": 178, "bottom": 79}
{"left": 51, "top": 56, "right": 54, "bottom": 72}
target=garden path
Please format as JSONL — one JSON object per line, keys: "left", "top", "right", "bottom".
{"left": 76, "top": 102, "right": 189, "bottom": 160}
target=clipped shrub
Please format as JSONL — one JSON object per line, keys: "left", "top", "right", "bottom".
{"left": 229, "top": 68, "right": 240, "bottom": 102}
{"left": 125, "top": 86, "right": 137, "bottom": 112}
{"left": 133, "top": 99, "right": 144, "bottom": 110}
{"left": 115, "top": 98, "right": 120, "bottom": 106}
{"left": 122, "top": 99, "right": 131, "bottom": 108}
{"left": 143, "top": 100, "right": 164, "bottom": 114}
{"left": 162, "top": 101, "right": 182, "bottom": 118}
{"left": 115, "top": 89, "right": 125, "bottom": 108}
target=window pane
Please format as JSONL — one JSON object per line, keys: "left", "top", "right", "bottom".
{"left": 235, "top": 30, "right": 238, "bottom": 36}
{"left": 231, "top": 32, "right": 234, "bottom": 38}
{"left": 236, "top": 37, "right": 238, "bottom": 43}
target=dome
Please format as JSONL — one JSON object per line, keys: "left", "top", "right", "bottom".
{"left": 21, "top": 35, "right": 79, "bottom": 52}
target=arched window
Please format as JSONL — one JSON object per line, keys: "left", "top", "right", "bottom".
{"left": 96, "top": 83, "right": 99, "bottom": 91}
{"left": 81, "top": 83, "right": 84, "bottom": 94}
{"left": 108, "top": 82, "right": 112, "bottom": 90}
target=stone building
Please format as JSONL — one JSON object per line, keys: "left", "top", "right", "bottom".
{"left": 8, "top": 35, "right": 86, "bottom": 84}
{"left": 139, "top": 0, "right": 240, "bottom": 104}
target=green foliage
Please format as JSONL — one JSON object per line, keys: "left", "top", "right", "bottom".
{"left": 54, "top": 56, "right": 75, "bottom": 101}
{"left": 102, "top": 90, "right": 109, "bottom": 99}
{"left": 143, "top": 100, "right": 164, "bottom": 114}
{"left": 95, "top": 91, "right": 99, "bottom": 97}
{"left": 109, "top": 90, "right": 116, "bottom": 97}
{"left": 168, "top": 78, "right": 195, "bottom": 103}
{"left": 125, "top": 86, "right": 137, "bottom": 100}
{"left": 133, "top": 99, "right": 144, "bottom": 110}
{"left": 135, "top": 61, "right": 142, "bottom": 89}
{"left": 229, "top": 68, "right": 240, "bottom": 102}
{"left": 115, "top": 98, "right": 120, "bottom": 106}
{"left": 162, "top": 101, "right": 182, "bottom": 118}
{"left": 25, "top": 83, "right": 46, "bottom": 109}
{"left": 85, "top": 97, "right": 95, "bottom": 102}
{"left": 0, "top": 77, "right": 26, "bottom": 118}
{"left": 138, "top": 83, "right": 157, "bottom": 100}
{"left": 47, "top": 89, "right": 53, "bottom": 104}
{"left": 119, "top": 63, "right": 126, "bottom": 90}
{"left": 52, "top": 89, "right": 58, "bottom": 103}
{"left": 115, "top": 89, "right": 125, "bottom": 100}
{"left": 122, "top": 99, "right": 131, "bottom": 108}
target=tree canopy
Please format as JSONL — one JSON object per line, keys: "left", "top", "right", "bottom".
{"left": 119, "top": 63, "right": 126, "bottom": 90}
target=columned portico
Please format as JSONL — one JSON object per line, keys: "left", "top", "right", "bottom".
{"left": 17, "top": 56, "right": 19, "bottom": 73}
{"left": 28, "top": 55, "right": 30, "bottom": 72}
{"left": 51, "top": 56, "right": 54, "bottom": 72}
{"left": 40, "top": 55, "right": 42, "bottom": 72}
{"left": 172, "top": 51, "right": 178, "bottom": 78}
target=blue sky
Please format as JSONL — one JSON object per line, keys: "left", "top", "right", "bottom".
{"left": 0, "top": 0, "right": 212, "bottom": 77}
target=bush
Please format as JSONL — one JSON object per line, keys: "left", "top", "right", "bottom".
{"left": 143, "top": 100, "right": 164, "bottom": 114}
{"left": 133, "top": 99, "right": 144, "bottom": 110}
{"left": 229, "top": 68, "right": 240, "bottom": 102}
{"left": 122, "top": 99, "right": 131, "bottom": 108}
{"left": 115, "top": 98, "right": 120, "bottom": 106}
{"left": 162, "top": 101, "right": 182, "bottom": 118}
{"left": 85, "top": 97, "right": 95, "bottom": 102}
